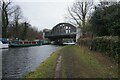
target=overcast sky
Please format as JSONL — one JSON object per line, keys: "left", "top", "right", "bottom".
{"left": 12, "top": 0, "right": 75, "bottom": 31}
{"left": 12, "top": 0, "right": 101, "bottom": 31}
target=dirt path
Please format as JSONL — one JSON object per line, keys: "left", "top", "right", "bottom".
{"left": 54, "top": 55, "right": 62, "bottom": 78}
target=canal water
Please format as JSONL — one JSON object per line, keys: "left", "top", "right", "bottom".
{"left": 2, "top": 45, "right": 60, "bottom": 78}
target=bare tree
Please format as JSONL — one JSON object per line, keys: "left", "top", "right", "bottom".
{"left": 13, "top": 5, "right": 22, "bottom": 38}
{"left": 0, "top": 1, "right": 2, "bottom": 38}
{"left": 65, "top": 0, "right": 93, "bottom": 36}
{"left": 1, "top": 0, "right": 11, "bottom": 38}
{"left": 21, "top": 22, "right": 30, "bottom": 40}
{"left": 13, "top": 5, "right": 22, "bottom": 23}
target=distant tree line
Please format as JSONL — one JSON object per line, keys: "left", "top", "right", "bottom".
{"left": 1, "top": 0, "right": 43, "bottom": 40}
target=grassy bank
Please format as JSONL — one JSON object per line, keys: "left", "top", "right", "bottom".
{"left": 24, "top": 45, "right": 118, "bottom": 78}
{"left": 61, "top": 45, "right": 118, "bottom": 78}
{"left": 24, "top": 47, "right": 63, "bottom": 78}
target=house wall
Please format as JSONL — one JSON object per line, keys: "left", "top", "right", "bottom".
{"left": 76, "top": 27, "right": 81, "bottom": 42}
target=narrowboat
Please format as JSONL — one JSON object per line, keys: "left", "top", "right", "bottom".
{"left": 9, "top": 40, "right": 42, "bottom": 47}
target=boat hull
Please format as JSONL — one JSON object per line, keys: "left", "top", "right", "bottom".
{"left": 63, "top": 42, "right": 75, "bottom": 45}
{"left": 0, "top": 38, "right": 9, "bottom": 49}
{"left": 9, "top": 43, "right": 42, "bottom": 47}
{"left": 0, "top": 42, "right": 9, "bottom": 49}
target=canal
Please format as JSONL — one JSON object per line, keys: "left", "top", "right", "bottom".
{"left": 2, "top": 45, "right": 60, "bottom": 78}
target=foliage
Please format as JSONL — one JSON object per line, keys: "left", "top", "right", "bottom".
{"left": 21, "top": 22, "right": 28, "bottom": 40}
{"left": 78, "top": 36, "right": 120, "bottom": 62}
{"left": 89, "top": 2, "right": 120, "bottom": 36}
{"left": 7, "top": 22, "right": 42, "bottom": 40}
{"left": 79, "top": 1, "right": 120, "bottom": 63}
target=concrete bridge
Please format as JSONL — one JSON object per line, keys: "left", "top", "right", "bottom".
{"left": 43, "top": 23, "right": 80, "bottom": 44}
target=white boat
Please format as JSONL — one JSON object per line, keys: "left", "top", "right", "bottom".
{"left": 0, "top": 38, "right": 9, "bottom": 49}
{"left": 63, "top": 41, "right": 76, "bottom": 45}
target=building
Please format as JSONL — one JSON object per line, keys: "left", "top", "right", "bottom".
{"left": 76, "top": 27, "right": 81, "bottom": 42}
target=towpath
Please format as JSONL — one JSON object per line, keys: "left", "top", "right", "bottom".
{"left": 54, "top": 45, "right": 118, "bottom": 78}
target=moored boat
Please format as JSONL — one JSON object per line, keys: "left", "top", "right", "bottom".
{"left": 0, "top": 38, "right": 9, "bottom": 49}
{"left": 63, "top": 41, "right": 76, "bottom": 45}
{"left": 9, "top": 40, "right": 42, "bottom": 47}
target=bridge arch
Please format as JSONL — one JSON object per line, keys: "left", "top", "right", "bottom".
{"left": 44, "top": 23, "right": 77, "bottom": 42}
{"left": 51, "top": 23, "right": 76, "bottom": 35}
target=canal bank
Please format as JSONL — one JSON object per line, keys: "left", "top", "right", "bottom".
{"left": 25, "top": 45, "right": 118, "bottom": 78}
{"left": 24, "top": 46, "right": 64, "bottom": 78}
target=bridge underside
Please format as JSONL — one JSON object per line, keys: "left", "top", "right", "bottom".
{"left": 45, "top": 34, "right": 76, "bottom": 41}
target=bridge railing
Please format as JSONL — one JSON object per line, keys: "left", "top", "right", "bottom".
{"left": 45, "top": 32, "right": 76, "bottom": 37}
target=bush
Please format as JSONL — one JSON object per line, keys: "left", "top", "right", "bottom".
{"left": 78, "top": 36, "right": 120, "bottom": 62}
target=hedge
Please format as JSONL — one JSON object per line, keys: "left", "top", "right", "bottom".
{"left": 78, "top": 36, "right": 120, "bottom": 62}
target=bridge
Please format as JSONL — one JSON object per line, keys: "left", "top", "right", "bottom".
{"left": 44, "top": 23, "right": 80, "bottom": 44}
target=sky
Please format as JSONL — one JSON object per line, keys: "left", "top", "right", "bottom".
{"left": 12, "top": 0, "right": 75, "bottom": 31}
{"left": 12, "top": 0, "right": 101, "bottom": 31}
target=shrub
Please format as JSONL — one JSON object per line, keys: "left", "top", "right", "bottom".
{"left": 78, "top": 36, "right": 120, "bottom": 62}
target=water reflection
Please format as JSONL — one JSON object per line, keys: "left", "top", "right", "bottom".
{"left": 2, "top": 45, "right": 59, "bottom": 78}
